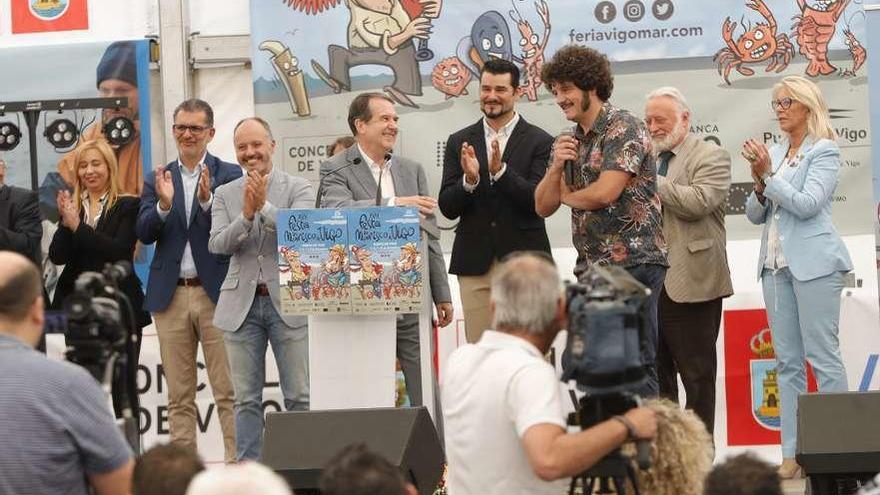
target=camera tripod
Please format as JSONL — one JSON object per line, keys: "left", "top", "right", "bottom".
{"left": 567, "top": 392, "right": 649, "bottom": 495}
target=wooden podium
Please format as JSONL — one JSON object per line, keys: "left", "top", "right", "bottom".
{"left": 277, "top": 207, "right": 438, "bottom": 421}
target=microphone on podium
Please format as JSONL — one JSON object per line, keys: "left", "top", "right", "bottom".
{"left": 315, "top": 156, "right": 361, "bottom": 209}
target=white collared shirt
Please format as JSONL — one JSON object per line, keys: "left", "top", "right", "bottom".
{"left": 81, "top": 191, "right": 109, "bottom": 228}
{"left": 463, "top": 113, "right": 519, "bottom": 192}
{"left": 157, "top": 152, "right": 212, "bottom": 278}
{"left": 358, "top": 143, "right": 396, "bottom": 205}
{"left": 764, "top": 155, "right": 799, "bottom": 271}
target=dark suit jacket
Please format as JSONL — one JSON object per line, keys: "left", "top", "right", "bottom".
{"left": 0, "top": 185, "right": 42, "bottom": 265}
{"left": 49, "top": 195, "right": 150, "bottom": 329}
{"left": 438, "top": 117, "right": 553, "bottom": 275}
{"left": 136, "top": 153, "right": 243, "bottom": 312}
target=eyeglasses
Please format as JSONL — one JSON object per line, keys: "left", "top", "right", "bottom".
{"left": 172, "top": 124, "right": 210, "bottom": 135}
{"left": 770, "top": 97, "right": 795, "bottom": 111}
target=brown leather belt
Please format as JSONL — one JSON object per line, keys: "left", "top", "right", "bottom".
{"left": 255, "top": 283, "right": 270, "bottom": 296}
{"left": 177, "top": 277, "right": 201, "bottom": 287}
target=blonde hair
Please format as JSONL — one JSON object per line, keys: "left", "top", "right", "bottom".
{"left": 623, "top": 399, "right": 714, "bottom": 495}
{"left": 71, "top": 139, "right": 122, "bottom": 214}
{"left": 774, "top": 75, "right": 835, "bottom": 141}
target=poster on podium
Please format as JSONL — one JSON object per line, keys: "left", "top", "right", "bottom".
{"left": 277, "top": 208, "right": 350, "bottom": 315}
{"left": 347, "top": 206, "right": 423, "bottom": 314}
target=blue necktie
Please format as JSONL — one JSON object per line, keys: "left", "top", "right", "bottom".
{"left": 658, "top": 150, "right": 674, "bottom": 177}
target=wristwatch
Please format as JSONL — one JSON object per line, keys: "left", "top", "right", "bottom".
{"left": 612, "top": 415, "right": 637, "bottom": 440}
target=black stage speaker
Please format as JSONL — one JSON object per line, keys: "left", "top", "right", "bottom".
{"left": 260, "top": 406, "right": 444, "bottom": 495}
{"left": 797, "top": 391, "right": 880, "bottom": 494}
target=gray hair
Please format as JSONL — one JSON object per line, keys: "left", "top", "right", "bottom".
{"left": 490, "top": 253, "right": 562, "bottom": 335}
{"left": 185, "top": 462, "right": 291, "bottom": 495}
{"left": 646, "top": 86, "right": 691, "bottom": 116}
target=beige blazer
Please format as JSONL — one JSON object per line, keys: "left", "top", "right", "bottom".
{"left": 657, "top": 134, "right": 733, "bottom": 303}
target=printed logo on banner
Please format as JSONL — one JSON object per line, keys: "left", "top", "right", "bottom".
{"left": 11, "top": 0, "right": 89, "bottom": 34}
{"left": 724, "top": 309, "right": 818, "bottom": 446}
{"left": 652, "top": 0, "right": 674, "bottom": 21}
{"left": 724, "top": 309, "right": 779, "bottom": 445}
{"left": 595, "top": 1, "right": 617, "bottom": 24}
{"left": 623, "top": 0, "right": 645, "bottom": 22}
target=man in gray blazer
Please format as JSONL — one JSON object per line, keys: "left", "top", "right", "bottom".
{"left": 320, "top": 92, "right": 453, "bottom": 406}
{"left": 645, "top": 87, "right": 733, "bottom": 434}
{"left": 208, "top": 117, "right": 315, "bottom": 461}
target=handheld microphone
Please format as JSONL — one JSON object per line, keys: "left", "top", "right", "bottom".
{"left": 375, "top": 152, "right": 392, "bottom": 207}
{"left": 315, "top": 157, "right": 362, "bottom": 208}
{"left": 559, "top": 127, "right": 577, "bottom": 186}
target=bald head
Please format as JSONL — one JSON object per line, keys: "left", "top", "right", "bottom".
{"left": 0, "top": 251, "right": 44, "bottom": 346}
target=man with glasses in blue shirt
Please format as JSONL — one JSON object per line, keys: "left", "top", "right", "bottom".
{"left": 137, "top": 98, "right": 242, "bottom": 463}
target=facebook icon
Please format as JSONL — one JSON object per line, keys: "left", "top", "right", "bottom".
{"left": 595, "top": 1, "right": 616, "bottom": 23}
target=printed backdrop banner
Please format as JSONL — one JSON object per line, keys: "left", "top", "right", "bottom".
{"left": 11, "top": 0, "right": 89, "bottom": 34}
{"left": 244, "top": 0, "right": 879, "bottom": 460}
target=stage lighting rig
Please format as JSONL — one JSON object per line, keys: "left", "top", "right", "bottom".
{"left": 0, "top": 97, "right": 128, "bottom": 190}
{"left": 103, "top": 116, "right": 135, "bottom": 147}
{"left": 0, "top": 121, "right": 22, "bottom": 151}
{"left": 45, "top": 117, "right": 79, "bottom": 149}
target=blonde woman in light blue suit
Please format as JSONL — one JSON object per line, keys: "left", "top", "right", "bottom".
{"left": 743, "top": 75, "right": 852, "bottom": 480}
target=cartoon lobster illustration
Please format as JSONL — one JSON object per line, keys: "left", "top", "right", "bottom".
{"left": 792, "top": 0, "right": 851, "bottom": 77}
{"left": 509, "top": 0, "right": 550, "bottom": 101}
{"left": 714, "top": 0, "right": 794, "bottom": 85}
{"left": 840, "top": 27, "right": 866, "bottom": 77}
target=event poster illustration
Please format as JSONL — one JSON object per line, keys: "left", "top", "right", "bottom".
{"left": 277, "top": 208, "right": 351, "bottom": 315}
{"left": 347, "top": 206, "right": 423, "bottom": 314}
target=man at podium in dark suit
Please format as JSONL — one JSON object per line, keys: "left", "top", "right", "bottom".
{"left": 438, "top": 59, "right": 553, "bottom": 344}
{"left": 320, "top": 92, "right": 453, "bottom": 407}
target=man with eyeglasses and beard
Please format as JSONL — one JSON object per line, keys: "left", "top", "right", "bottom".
{"left": 439, "top": 58, "right": 553, "bottom": 344}
{"left": 535, "top": 45, "right": 668, "bottom": 397}
{"left": 644, "top": 87, "right": 732, "bottom": 436}
{"left": 137, "top": 99, "right": 242, "bottom": 463}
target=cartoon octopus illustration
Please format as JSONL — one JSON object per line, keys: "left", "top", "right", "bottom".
{"left": 509, "top": 0, "right": 550, "bottom": 102}
{"left": 713, "top": 0, "right": 794, "bottom": 85}
{"left": 793, "top": 0, "right": 851, "bottom": 77}
{"left": 431, "top": 56, "right": 472, "bottom": 99}
{"left": 840, "top": 27, "right": 866, "bottom": 77}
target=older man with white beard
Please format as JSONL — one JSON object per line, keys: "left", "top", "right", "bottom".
{"left": 644, "top": 87, "right": 732, "bottom": 436}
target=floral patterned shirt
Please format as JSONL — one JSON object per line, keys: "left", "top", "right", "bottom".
{"left": 570, "top": 103, "right": 668, "bottom": 277}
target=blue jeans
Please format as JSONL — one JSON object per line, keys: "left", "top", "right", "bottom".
{"left": 223, "top": 295, "right": 309, "bottom": 461}
{"left": 762, "top": 268, "right": 848, "bottom": 457}
{"left": 625, "top": 263, "right": 667, "bottom": 398}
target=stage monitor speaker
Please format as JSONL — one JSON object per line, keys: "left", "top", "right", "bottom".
{"left": 796, "top": 391, "right": 880, "bottom": 474}
{"left": 260, "top": 406, "right": 444, "bottom": 495}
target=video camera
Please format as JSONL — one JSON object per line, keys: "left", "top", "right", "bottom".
{"left": 560, "top": 264, "right": 652, "bottom": 495}
{"left": 49, "top": 261, "right": 140, "bottom": 450}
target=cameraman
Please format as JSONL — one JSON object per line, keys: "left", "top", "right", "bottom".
{"left": 0, "top": 251, "right": 133, "bottom": 495}
{"left": 441, "top": 252, "right": 656, "bottom": 494}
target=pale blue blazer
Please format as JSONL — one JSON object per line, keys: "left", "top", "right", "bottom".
{"left": 745, "top": 137, "right": 853, "bottom": 282}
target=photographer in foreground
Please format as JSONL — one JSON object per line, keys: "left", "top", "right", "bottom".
{"left": 0, "top": 251, "right": 133, "bottom": 495}
{"left": 441, "top": 252, "right": 656, "bottom": 495}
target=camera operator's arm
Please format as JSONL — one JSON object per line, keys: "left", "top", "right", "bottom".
{"left": 88, "top": 459, "right": 134, "bottom": 495}
{"left": 521, "top": 407, "right": 656, "bottom": 481}
{"left": 70, "top": 197, "right": 140, "bottom": 262}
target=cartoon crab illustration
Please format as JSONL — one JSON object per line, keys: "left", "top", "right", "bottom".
{"left": 793, "top": 0, "right": 852, "bottom": 77}
{"left": 714, "top": 0, "right": 794, "bottom": 85}
{"left": 431, "top": 57, "right": 472, "bottom": 99}
{"left": 840, "top": 27, "right": 866, "bottom": 77}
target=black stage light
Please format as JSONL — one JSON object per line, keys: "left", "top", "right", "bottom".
{"left": 102, "top": 116, "right": 135, "bottom": 146}
{"left": 45, "top": 118, "right": 79, "bottom": 149}
{"left": 0, "top": 122, "right": 22, "bottom": 151}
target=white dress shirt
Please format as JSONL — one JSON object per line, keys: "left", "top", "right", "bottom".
{"left": 358, "top": 143, "right": 396, "bottom": 205}
{"left": 463, "top": 112, "right": 520, "bottom": 192}
{"left": 157, "top": 152, "right": 212, "bottom": 279}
